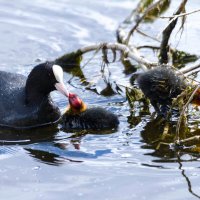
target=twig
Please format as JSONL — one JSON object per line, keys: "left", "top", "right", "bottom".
{"left": 159, "top": 0, "right": 188, "bottom": 64}
{"left": 178, "top": 59, "right": 200, "bottom": 74}
{"left": 116, "top": 2, "right": 139, "bottom": 44}
{"left": 77, "top": 42, "right": 158, "bottom": 70}
{"left": 137, "top": 45, "right": 160, "bottom": 50}
{"left": 185, "top": 69, "right": 200, "bottom": 77}
{"left": 125, "top": 0, "right": 165, "bottom": 45}
{"left": 175, "top": 85, "right": 200, "bottom": 142}
{"left": 178, "top": 135, "right": 200, "bottom": 145}
{"left": 136, "top": 29, "right": 161, "bottom": 43}
{"left": 160, "top": 8, "right": 200, "bottom": 19}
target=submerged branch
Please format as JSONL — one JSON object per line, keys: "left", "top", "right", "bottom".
{"left": 178, "top": 136, "right": 200, "bottom": 146}
{"left": 175, "top": 85, "right": 200, "bottom": 142}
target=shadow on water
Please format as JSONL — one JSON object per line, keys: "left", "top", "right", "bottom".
{"left": 0, "top": 125, "right": 116, "bottom": 166}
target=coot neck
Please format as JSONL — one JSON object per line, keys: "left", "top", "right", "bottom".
{"left": 25, "top": 83, "right": 50, "bottom": 105}
{"left": 25, "top": 63, "right": 55, "bottom": 105}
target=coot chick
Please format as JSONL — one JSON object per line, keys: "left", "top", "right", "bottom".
{"left": 0, "top": 62, "right": 80, "bottom": 129}
{"left": 62, "top": 93, "right": 119, "bottom": 130}
{"left": 136, "top": 67, "right": 187, "bottom": 116}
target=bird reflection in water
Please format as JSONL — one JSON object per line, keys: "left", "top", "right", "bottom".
{"left": 140, "top": 117, "right": 200, "bottom": 160}
{"left": 0, "top": 126, "right": 114, "bottom": 166}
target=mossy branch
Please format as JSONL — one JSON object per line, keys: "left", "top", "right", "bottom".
{"left": 175, "top": 85, "right": 200, "bottom": 142}
{"left": 55, "top": 50, "right": 83, "bottom": 69}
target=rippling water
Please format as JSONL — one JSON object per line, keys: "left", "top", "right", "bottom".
{"left": 0, "top": 0, "right": 200, "bottom": 199}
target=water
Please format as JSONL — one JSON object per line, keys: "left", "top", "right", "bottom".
{"left": 0, "top": 0, "right": 200, "bottom": 199}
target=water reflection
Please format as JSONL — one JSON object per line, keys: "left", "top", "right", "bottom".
{"left": 0, "top": 125, "right": 59, "bottom": 145}
{"left": 25, "top": 143, "right": 112, "bottom": 166}
{"left": 177, "top": 154, "right": 200, "bottom": 199}
{"left": 0, "top": 126, "right": 115, "bottom": 166}
{"left": 140, "top": 117, "right": 200, "bottom": 162}
{"left": 1, "top": 0, "right": 200, "bottom": 198}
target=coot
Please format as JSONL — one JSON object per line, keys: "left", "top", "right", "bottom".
{"left": 0, "top": 62, "right": 73, "bottom": 129}
{"left": 136, "top": 67, "right": 187, "bottom": 116}
{"left": 62, "top": 93, "right": 119, "bottom": 130}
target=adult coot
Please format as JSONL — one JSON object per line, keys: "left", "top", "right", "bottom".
{"left": 62, "top": 93, "right": 119, "bottom": 130}
{"left": 0, "top": 62, "right": 81, "bottom": 129}
{"left": 136, "top": 67, "right": 187, "bottom": 116}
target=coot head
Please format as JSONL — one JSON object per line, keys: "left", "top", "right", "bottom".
{"left": 25, "top": 62, "right": 69, "bottom": 104}
{"left": 62, "top": 94, "right": 119, "bottom": 130}
{"left": 68, "top": 93, "right": 87, "bottom": 113}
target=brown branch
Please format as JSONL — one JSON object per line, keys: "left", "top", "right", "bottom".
{"left": 137, "top": 45, "right": 160, "bottom": 50}
{"left": 178, "top": 135, "right": 200, "bottom": 146}
{"left": 175, "top": 85, "right": 200, "bottom": 142}
{"left": 136, "top": 29, "right": 161, "bottom": 43}
{"left": 159, "top": 0, "right": 188, "bottom": 64}
{"left": 160, "top": 8, "right": 200, "bottom": 19}
{"left": 125, "top": 0, "right": 165, "bottom": 45}
{"left": 57, "top": 42, "right": 158, "bottom": 71}
{"left": 179, "top": 59, "right": 200, "bottom": 75}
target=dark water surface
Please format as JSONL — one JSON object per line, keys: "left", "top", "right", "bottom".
{"left": 0, "top": 0, "right": 200, "bottom": 199}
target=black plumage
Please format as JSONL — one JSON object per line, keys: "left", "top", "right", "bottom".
{"left": 0, "top": 62, "right": 63, "bottom": 129}
{"left": 136, "top": 67, "right": 186, "bottom": 115}
{"left": 62, "top": 107, "right": 119, "bottom": 130}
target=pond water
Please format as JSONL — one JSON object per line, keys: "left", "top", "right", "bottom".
{"left": 0, "top": 0, "right": 200, "bottom": 199}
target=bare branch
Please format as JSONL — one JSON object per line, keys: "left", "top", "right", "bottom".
{"left": 136, "top": 29, "right": 161, "bottom": 43}
{"left": 178, "top": 135, "right": 200, "bottom": 145}
{"left": 159, "top": 0, "right": 188, "bottom": 64}
{"left": 77, "top": 42, "right": 158, "bottom": 70}
{"left": 160, "top": 8, "right": 200, "bottom": 19}
{"left": 125, "top": 0, "right": 165, "bottom": 45}
{"left": 175, "top": 85, "right": 200, "bottom": 142}
{"left": 178, "top": 59, "right": 200, "bottom": 75}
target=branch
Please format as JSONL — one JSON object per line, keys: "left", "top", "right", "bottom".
{"left": 175, "top": 85, "right": 200, "bottom": 142}
{"left": 67, "top": 42, "right": 158, "bottom": 71}
{"left": 136, "top": 29, "right": 161, "bottom": 43}
{"left": 159, "top": 0, "right": 188, "bottom": 64}
{"left": 160, "top": 8, "right": 200, "bottom": 19}
{"left": 178, "top": 135, "right": 200, "bottom": 146}
{"left": 178, "top": 59, "right": 200, "bottom": 75}
{"left": 125, "top": 0, "right": 165, "bottom": 45}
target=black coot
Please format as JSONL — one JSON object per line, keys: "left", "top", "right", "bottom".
{"left": 0, "top": 62, "right": 69, "bottom": 129}
{"left": 136, "top": 67, "right": 186, "bottom": 116}
{"left": 62, "top": 93, "right": 119, "bottom": 130}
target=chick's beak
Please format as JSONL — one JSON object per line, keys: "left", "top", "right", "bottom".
{"left": 68, "top": 93, "right": 87, "bottom": 112}
{"left": 69, "top": 93, "right": 82, "bottom": 109}
{"left": 55, "top": 82, "right": 69, "bottom": 97}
